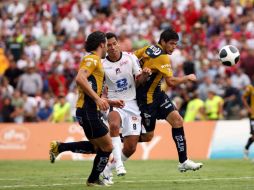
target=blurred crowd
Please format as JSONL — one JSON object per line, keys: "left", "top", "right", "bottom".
{"left": 0, "top": 0, "right": 254, "bottom": 123}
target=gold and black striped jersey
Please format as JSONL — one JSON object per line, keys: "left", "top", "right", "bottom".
{"left": 134, "top": 44, "right": 173, "bottom": 104}
{"left": 76, "top": 53, "right": 104, "bottom": 109}
{"left": 243, "top": 84, "right": 254, "bottom": 118}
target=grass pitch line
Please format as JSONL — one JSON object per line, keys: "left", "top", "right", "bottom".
{"left": 0, "top": 176, "right": 254, "bottom": 189}
{"left": 0, "top": 182, "right": 81, "bottom": 189}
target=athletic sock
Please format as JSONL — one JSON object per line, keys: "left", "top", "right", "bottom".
{"left": 121, "top": 152, "right": 128, "bottom": 162}
{"left": 245, "top": 137, "right": 254, "bottom": 150}
{"left": 111, "top": 136, "right": 123, "bottom": 168}
{"left": 58, "top": 141, "right": 95, "bottom": 154}
{"left": 172, "top": 127, "right": 187, "bottom": 163}
{"left": 87, "top": 150, "right": 111, "bottom": 182}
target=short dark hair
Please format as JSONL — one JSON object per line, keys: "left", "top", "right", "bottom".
{"left": 158, "top": 28, "right": 179, "bottom": 44}
{"left": 85, "top": 31, "right": 106, "bottom": 52}
{"left": 106, "top": 32, "right": 118, "bottom": 40}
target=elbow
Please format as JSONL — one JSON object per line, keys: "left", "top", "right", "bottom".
{"left": 75, "top": 75, "right": 82, "bottom": 86}
{"left": 166, "top": 80, "right": 175, "bottom": 87}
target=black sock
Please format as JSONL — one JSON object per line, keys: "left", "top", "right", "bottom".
{"left": 245, "top": 137, "right": 254, "bottom": 150}
{"left": 172, "top": 127, "right": 187, "bottom": 163}
{"left": 87, "top": 150, "right": 111, "bottom": 182}
{"left": 58, "top": 141, "right": 96, "bottom": 154}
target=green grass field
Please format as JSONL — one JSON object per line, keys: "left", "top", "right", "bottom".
{"left": 0, "top": 160, "right": 254, "bottom": 190}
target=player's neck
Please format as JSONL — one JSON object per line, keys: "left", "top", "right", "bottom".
{"left": 107, "top": 52, "right": 122, "bottom": 62}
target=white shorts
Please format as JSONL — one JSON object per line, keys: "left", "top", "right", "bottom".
{"left": 113, "top": 100, "right": 141, "bottom": 137}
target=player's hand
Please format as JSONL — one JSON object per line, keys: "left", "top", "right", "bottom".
{"left": 95, "top": 97, "right": 109, "bottom": 111}
{"left": 109, "top": 99, "right": 125, "bottom": 108}
{"left": 142, "top": 67, "right": 152, "bottom": 76}
{"left": 102, "top": 85, "right": 108, "bottom": 98}
{"left": 186, "top": 74, "right": 197, "bottom": 82}
{"left": 248, "top": 108, "right": 254, "bottom": 115}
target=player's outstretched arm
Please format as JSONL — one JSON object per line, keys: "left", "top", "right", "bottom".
{"left": 165, "top": 74, "right": 197, "bottom": 87}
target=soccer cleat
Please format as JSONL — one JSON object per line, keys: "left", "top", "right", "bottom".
{"left": 86, "top": 179, "right": 111, "bottom": 187}
{"left": 178, "top": 159, "right": 203, "bottom": 172}
{"left": 49, "top": 141, "right": 60, "bottom": 163}
{"left": 243, "top": 149, "right": 249, "bottom": 160}
{"left": 101, "top": 173, "right": 114, "bottom": 185}
{"left": 116, "top": 165, "right": 127, "bottom": 176}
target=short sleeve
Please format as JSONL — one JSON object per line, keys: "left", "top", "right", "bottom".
{"left": 134, "top": 46, "right": 148, "bottom": 59}
{"left": 130, "top": 54, "right": 142, "bottom": 76}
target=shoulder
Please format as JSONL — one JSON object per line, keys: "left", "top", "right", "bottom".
{"left": 122, "top": 52, "right": 138, "bottom": 60}
{"left": 81, "top": 54, "right": 100, "bottom": 66}
{"left": 145, "top": 45, "right": 165, "bottom": 58}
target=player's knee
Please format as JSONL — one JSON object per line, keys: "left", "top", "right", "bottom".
{"left": 127, "top": 144, "right": 137, "bottom": 155}
{"left": 123, "top": 144, "right": 136, "bottom": 157}
{"left": 141, "top": 133, "right": 153, "bottom": 142}
{"left": 170, "top": 116, "right": 184, "bottom": 128}
{"left": 100, "top": 142, "right": 113, "bottom": 152}
{"left": 109, "top": 122, "right": 120, "bottom": 136}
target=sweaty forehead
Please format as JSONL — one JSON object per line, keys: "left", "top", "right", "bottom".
{"left": 166, "top": 40, "right": 178, "bottom": 45}
{"left": 107, "top": 37, "right": 118, "bottom": 45}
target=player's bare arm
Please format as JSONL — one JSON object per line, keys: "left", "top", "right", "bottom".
{"left": 241, "top": 95, "right": 253, "bottom": 115}
{"left": 106, "top": 99, "right": 125, "bottom": 108}
{"left": 165, "top": 74, "right": 197, "bottom": 87}
{"left": 76, "top": 69, "right": 109, "bottom": 111}
{"left": 135, "top": 67, "right": 152, "bottom": 87}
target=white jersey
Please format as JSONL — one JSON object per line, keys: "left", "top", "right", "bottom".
{"left": 102, "top": 52, "right": 141, "bottom": 101}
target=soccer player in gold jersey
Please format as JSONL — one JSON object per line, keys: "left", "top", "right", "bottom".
{"left": 134, "top": 28, "right": 203, "bottom": 172}
{"left": 242, "top": 84, "right": 254, "bottom": 159}
{"left": 49, "top": 31, "right": 124, "bottom": 186}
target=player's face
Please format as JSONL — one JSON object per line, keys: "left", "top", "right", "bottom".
{"left": 101, "top": 41, "right": 107, "bottom": 59}
{"left": 162, "top": 40, "right": 178, "bottom": 55}
{"left": 107, "top": 37, "right": 121, "bottom": 59}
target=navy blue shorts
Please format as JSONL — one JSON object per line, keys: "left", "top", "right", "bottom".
{"left": 76, "top": 108, "right": 109, "bottom": 139}
{"left": 138, "top": 93, "right": 176, "bottom": 132}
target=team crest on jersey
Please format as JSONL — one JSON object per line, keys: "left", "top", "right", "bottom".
{"left": 116, "top": 68, "right": 121, "bottom": 74}
{"left": 145, "top": 45, "right": 163, "bottom": 58}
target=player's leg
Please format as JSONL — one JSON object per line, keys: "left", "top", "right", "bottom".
{"left": 87, "top": 133, "right": 113, "bottom": 186}
{"left": 158, "top": 93, "right": 202, "bottom": 172}
{"left": 165, "top": 110, "right": 203, "bottom": 172}
{"left": 102, "top": 112, "right": 141, "bottom": 184}
{"left": 107, "top": 110, "right": 124, "bottom": 172}
{"left": 122, "top": 135, "right": 139, "bottom": 158}
{"left": 49, "top": 141, "right": 96, "bottom": 163}
{"left": 244, "top": 118, "right": 254, "bottom": 159}
{"left": 118, "top": 114, "right": 141, "bottom": 173}
{"left": 139, "top": 105, "right": 157, "bottom": 142}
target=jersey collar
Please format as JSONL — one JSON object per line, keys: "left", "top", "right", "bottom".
{"left": 106, "top": 52, "right": 122, "bottom": 62}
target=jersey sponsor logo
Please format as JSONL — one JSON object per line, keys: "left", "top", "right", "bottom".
{"left": 120, "top": 60, "right": 128, "bottom": 66}
{"left": 143, "top": 113, "right": 151, "bottom": 118}
{"left": 161, "top": 64, "right": 171, "bottom": 69}
{"left": 145, "top": 45, "right": 163, "bottom": 58}
{"left": 115, "top": 78, "right": 128, "bottom": 92}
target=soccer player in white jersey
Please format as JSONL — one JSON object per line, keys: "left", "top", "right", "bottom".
{"left": 101, "top": 32, "right": 151, "bottom": 183}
